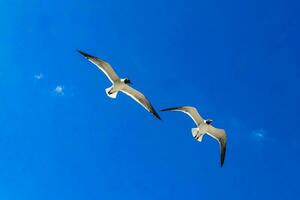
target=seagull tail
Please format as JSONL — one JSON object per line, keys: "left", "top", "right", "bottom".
{"left": 192, "top": 128, "right": 204, "bottom": 142}
{"left": 105, "top": 86, "right": 118, "bottom": 99}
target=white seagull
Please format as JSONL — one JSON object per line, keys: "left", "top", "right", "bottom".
{"left": 161, "top": 106, "right": 227, "bottom": 166}
{"left": 78, "top": 50, "right": 161, "bottom": 120}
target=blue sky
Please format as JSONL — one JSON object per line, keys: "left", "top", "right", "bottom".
{"left": 0, "top": 0, "right": 299, "bottom": 199}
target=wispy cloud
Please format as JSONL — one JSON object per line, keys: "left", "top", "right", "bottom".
{"left": 34, "top": 73, "right": 43, "bottom": 80}
{"left": 54, "top": 85, "right": 64, "bottom": 95}
{"left": 251, "top": 129, "right": 266, "bottom": 141}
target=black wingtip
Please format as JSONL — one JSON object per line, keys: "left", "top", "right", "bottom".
{"left": 220, "top": 146, "right": 226, "bottom": 167}
{"left": 160, "top": 107, "right": 180, "bottom": 112}
{"left": 77, "top": 49, "right": 94, "bottom": 59}
{"left": 152, "top": 110, "right": 162, "bottom": 120}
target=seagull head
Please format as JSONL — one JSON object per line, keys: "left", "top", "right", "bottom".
{"left": 205, "top": 119, "right": 213, "bottom": 125}
{"left": 123, "top": 78, "right": 132, "bottom": 85}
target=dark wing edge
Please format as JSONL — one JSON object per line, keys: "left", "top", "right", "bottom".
{"left": 149, "top": 104, "right": 162, "bottom": 120}
{"left": 77, "top": 49, "right": 119, "bottom": 83}
{"left": 138, "top": 97, "right": 161, "bottom": 120}
{"left": 220, "top": 141, "right": 226, "bottom": 167}
{"left": 160, "top": 107, "right": 183, "bottom": 112}
{"left": 77, "top": 49, "right": 96, "bottom": 59}
{"left": 121, "top": 85, "right": 161, "bottom": 120}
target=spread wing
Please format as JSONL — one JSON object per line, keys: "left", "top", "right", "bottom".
{"left": 121, "top": 85, "right": 161, "bottom": 120}
{"left": 78, "top": 50, "right": 119, "bottom": 83}
{"left": 160, "top": 106, "right": 204, "bottom": 126}
{"left": 206, "top": 126, "right": 227, "bottom": 167}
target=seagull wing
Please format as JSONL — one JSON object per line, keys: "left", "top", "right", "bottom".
{"left": 206, "top": 126, "right": 227, "bottom": 167}
{"left": 78, "top": 50, "right": 119, "bottom": 83}
{"left": 121, "top": 85, "right": 161, "bottom": 120}
{"left": 160, "top": 106, "right": 204, "bottom": 126}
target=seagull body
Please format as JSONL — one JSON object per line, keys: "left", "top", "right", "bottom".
{"left": 161, "top": 106, "right": 227, "bottom": 166}
{"left": 78, "top": 50, "right": 161, "bottom": 120}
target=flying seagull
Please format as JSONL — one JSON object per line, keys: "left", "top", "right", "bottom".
{"left": 78, "top": 50, "right": 161, "bottom": 120}
{"left": 161, "top": 106, "right": 227, "bottom": 166}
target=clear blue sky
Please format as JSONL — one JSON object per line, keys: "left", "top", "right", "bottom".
{"left": 0, "top": 0, "right": 299, "bottom": 199}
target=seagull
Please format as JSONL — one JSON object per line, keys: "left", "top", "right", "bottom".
{"left": 78, "top": 50, "right": 161, "bottom": 120}
{"left": 161, "top": 106, "right": 227, "bottom": 166}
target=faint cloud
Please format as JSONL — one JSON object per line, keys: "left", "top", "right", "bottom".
{"left": 54, "top": 85, "right": 64, "bottom": 95}
{"left": 34, "top": 73, "right": 43, "bottom": 80}
{"left": 251, "top": 129, "right": 266, "bottom": 142}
